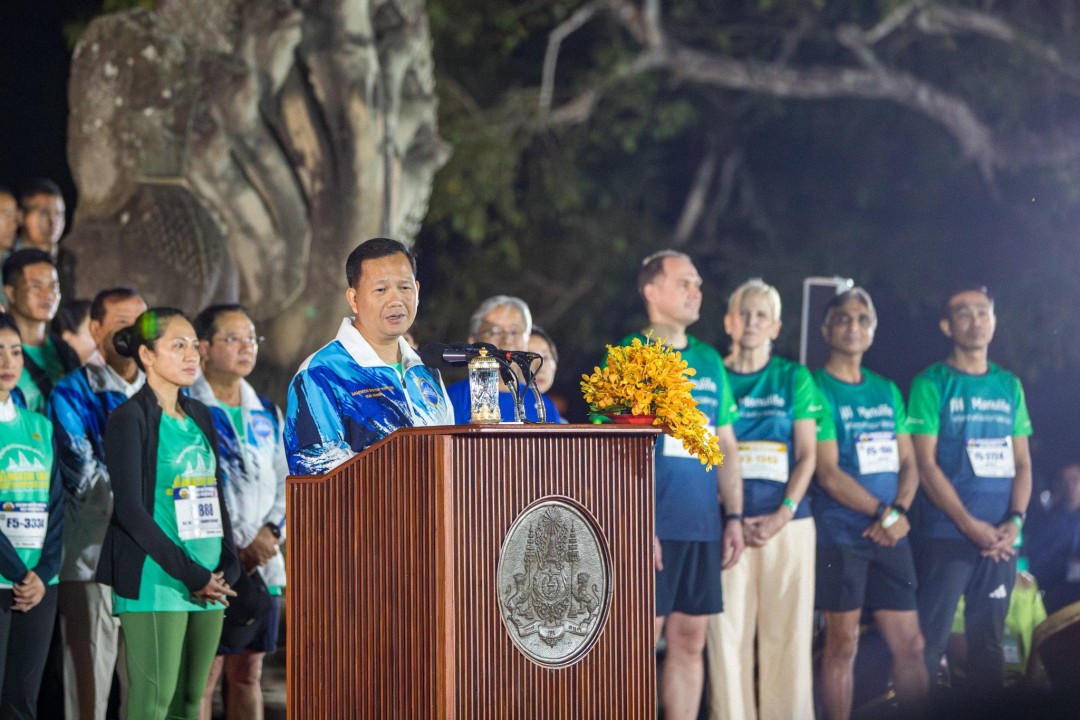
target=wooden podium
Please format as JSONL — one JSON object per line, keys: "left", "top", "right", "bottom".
{"left": 286, "top": 424, "right": 658, "bottom": 718}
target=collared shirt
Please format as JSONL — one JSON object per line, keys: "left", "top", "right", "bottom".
{"left": 285, "top": 318, "right": 454, "bottom": 475}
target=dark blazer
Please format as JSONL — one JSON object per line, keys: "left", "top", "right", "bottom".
{"left": 96, "top": 384, "right": 241, "bottom": 599}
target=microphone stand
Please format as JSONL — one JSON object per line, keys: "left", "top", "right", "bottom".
{"left": 509, "top": 352, "right": 546, "bottom": 424}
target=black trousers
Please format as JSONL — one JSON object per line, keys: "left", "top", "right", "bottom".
{"left": 0, "top": 584, "right": 58, "bottom": 720}
{"left": 913, "top": 537, "right": 1016, "bottom": 690}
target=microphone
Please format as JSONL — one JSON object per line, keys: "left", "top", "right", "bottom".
{"left": 418, "top": 342, "right": 480, "bottom": 367}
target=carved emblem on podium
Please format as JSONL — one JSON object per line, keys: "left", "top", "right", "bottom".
{"left": 498, "top": 499, "right": 611, "bottom": 667}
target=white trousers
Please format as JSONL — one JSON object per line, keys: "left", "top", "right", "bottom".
{"left": 706, "top": 517, "right": 817, "bottom": 720}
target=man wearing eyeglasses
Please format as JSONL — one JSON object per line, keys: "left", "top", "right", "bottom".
{"left": 908, "top": 286, "right": 1033, "bottom": 690}
{"left": 48, "top": 287, "right": 146, "bottom": 720}
{"left": 13, "top": 178, "right": 76, "bottom": 302}
{"left": 191, "top": 304, "right": 287, "bottom": 720}
{"left": 2, "top": 249, "right": 81, "bottom": 412}
{"left": 443, "top": 294, "right": 563, "bottom": 424}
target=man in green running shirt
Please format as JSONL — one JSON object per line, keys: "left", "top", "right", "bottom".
{"left": 2, "top": 249, "right": 80, "bottom": 412}
{"left": 811, "top": 287, "right": 929, "bottom": 720}
{"left": 628, "top": 249, "right": 743, "bottom": 720}
{"left": 908, "top": 286, "right": 1033, "bottom": 690}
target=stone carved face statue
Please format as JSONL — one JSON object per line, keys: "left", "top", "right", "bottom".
{"left": 66, "top": 0, "right": 449, "bottom": 387}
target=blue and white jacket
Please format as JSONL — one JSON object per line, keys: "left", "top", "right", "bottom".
{"left": 189, "top": 376, "right": 288, "bottom": 588}
{"left": 48, "top": 363, "right": 144, "bottom": 581}
{"left": 285, "top": 318, "right": 455, "bottom": 476}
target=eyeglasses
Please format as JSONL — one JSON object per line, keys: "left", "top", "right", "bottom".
{"left": 476, "top": 326, "right": 526, "bottom": 341}
{"left": 213, "top": 334, "right": 264, "bottom": 348}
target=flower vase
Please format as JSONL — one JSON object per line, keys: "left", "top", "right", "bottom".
{"left": 608, "top": 413, "right": 658, "bottom": 426}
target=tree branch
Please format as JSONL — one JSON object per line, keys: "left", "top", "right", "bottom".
{"left": 539, "top": 1, "right": 601, "bottom": 114}
{"left": 914, "top": 5, "right": 1080, "bottom": 83}
{"left": 535, "top": 0, "right": 1080, "bottom": 177}
{"left": 668, "top": 42, "right": 1000, "bottom": 177}
{"left": 863, "top": 0, "right": 929, "bottom": 45}
{"left": 671, "top": 142, "right": 719, "bottom": 247}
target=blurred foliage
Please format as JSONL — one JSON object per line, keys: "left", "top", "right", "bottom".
{"left": 416, "top": 0, "right": 1080, "bottom": 424}
{"left": 62, "top": 0, "right": 1080, "bottom": 430}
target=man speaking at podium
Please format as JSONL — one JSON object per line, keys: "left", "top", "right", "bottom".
{"left": 285, "top": 238, "right": 454, "bottom": 475}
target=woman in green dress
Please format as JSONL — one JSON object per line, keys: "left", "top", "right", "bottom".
{"left": 96, "top": 308, "right": 240, "bottom": 720}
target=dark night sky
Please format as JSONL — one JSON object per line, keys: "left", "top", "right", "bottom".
{"left": 0, "top": 2, "right": 91, "bottom": 198}
{"left": 2, "top": 2, "right": 1076, "bottom": 485}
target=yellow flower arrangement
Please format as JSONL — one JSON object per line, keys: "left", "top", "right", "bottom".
{"left": 581, "top": 335, "right": 725, "bottom": 470}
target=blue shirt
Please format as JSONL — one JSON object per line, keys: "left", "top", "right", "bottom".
{"left": 618, "top": 334, "right": 739, "bottom": 542}
{"left": 907, "top": 361, "right": 1033, "bottom": 540}
{"left": 813, "top": 367, "right": 910, "bottom": 546}
{"left": 445, "top": 380, "right": 562, "bottom": 424}
{"left": 728, "top": 356, "right": 818, "bottom": 519}
{"left": 285, "top": 319, "right": 455, "bottom": 475}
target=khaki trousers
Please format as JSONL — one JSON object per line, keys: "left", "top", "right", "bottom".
{"left": 706, "top": 517, "right": 816, "bottom": 720}
{"left": 60, "top": 581, "right": 127, "bottom": 720}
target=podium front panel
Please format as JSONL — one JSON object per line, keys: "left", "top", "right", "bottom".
{"left": 288, "top": 425, "right": 657, "bottom": 718}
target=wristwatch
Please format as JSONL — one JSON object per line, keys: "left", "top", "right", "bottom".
{"left": 264, "top": 522, "right": 282, "bottom": 539}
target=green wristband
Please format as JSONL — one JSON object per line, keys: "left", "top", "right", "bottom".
{"left": 781, "top": 497, "right": 798, "bottom": 514}
{"left": 881, "top": 509, "right": 900, "bottom": 530}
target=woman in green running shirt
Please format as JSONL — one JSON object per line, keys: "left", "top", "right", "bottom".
{"left": 96, "top": 308, "right": 240, "bottom": 720}
{"left": 706, "top": 279, "right": 819, "bottom": 720}
{"left": 0, "top": 312, "right": 63, "bottom": 718}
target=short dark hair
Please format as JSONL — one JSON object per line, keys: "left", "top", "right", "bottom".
{"left": 90, "top": 287, "right": 141, "bottom": 323}
{"left": 0, "top": 185, "right": 14, "bottom": 199}
{"left": 637, "top": 249, "right": 691, "bottom": 298}
{"left": 2, "top": 249, "right": 55, "bottom": 287}
{"left": 193, "top": 303, "right": 250, "bottom": 341}
{"left": 19, "top": 177, "right": 63, "bottom": 207}
{"left": 345, "top": 238, "right": 416, "bottom": 289}
{"left": 941, "top": 285, "right": 994, "bottom": 320}
{"left": 51, "top": 300, "right": 91, "bottom": 336}
{"left": 0, "top": 312, "right": 20, "bottom": 339}
{"left": 113, "top": 307, "right": 188, "bottom": 371}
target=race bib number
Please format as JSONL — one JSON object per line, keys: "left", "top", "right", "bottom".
{"left": 0, "top": 501, "right": 48, "bottom": 549}
{"left": 174, "top": 485, "right": 224, "bottom": 541}
{"left": 856, "top": 432, "right": 899, "bottom": 475}
{"left": 663, "top": 425, "right": 715, "bottom": 460}
{"left": 966, "top": 437, "right": 1015, "bottom": 478}
{"left": 737, "top": 441, "right": 788, "bottom": 482}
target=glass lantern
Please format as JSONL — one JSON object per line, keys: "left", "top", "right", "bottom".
{"left": 468, "top": 347, "right": 501, "bottom": 424}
